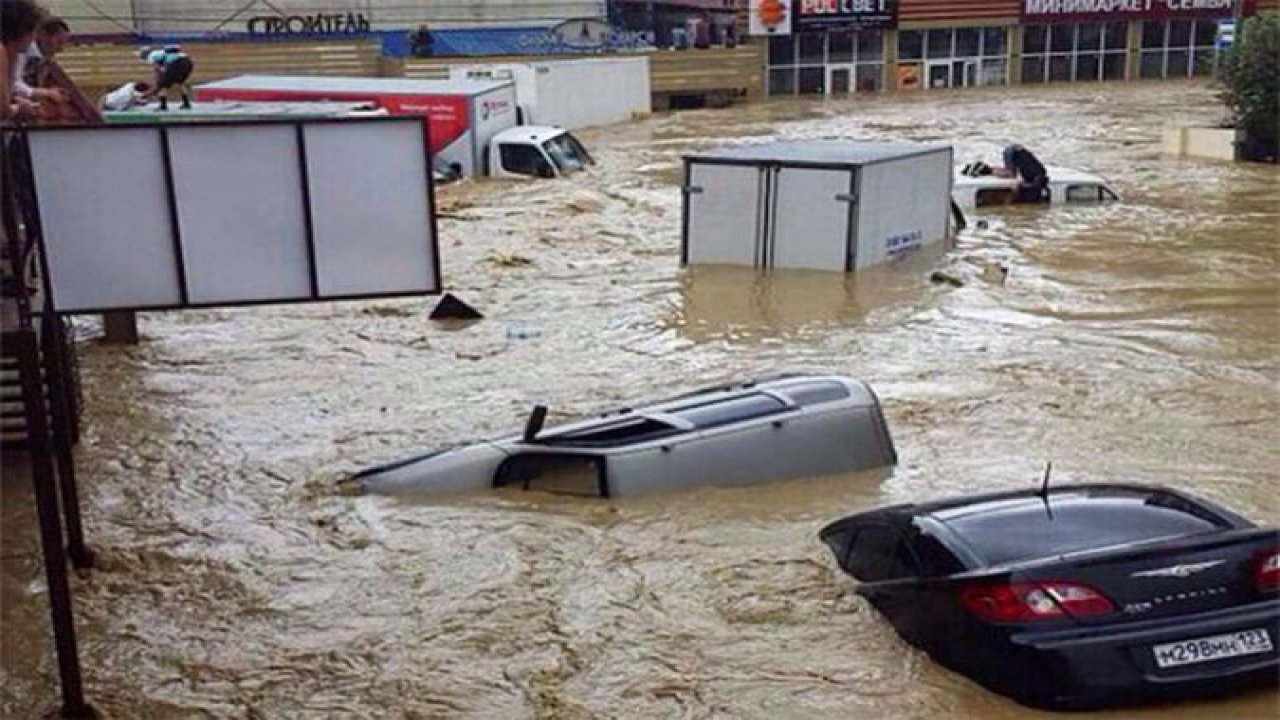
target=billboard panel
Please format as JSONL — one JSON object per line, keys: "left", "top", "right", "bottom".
{"left": 22, "top": 117, "right": 440, "bottom": 314}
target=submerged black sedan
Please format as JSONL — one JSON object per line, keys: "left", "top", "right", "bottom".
{"left": 819, "top": 483, "right": 1279, "bottom": 710}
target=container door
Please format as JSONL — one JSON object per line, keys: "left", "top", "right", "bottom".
{"left": 684, "top": 162, "right": 765, "bottom": 266}
{"left": 769, "top": 167, "right": 856, "bottom": 271}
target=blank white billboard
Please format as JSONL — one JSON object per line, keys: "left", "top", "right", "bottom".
{"left": 168, "top": 124, "right": 312, "bottom": 304}
{"left": 304, "top": 122, "right": 436, "bottom": 297}
{"left": 24, "top": 117, "right": 439, "bottom": 314}
{"left": 27, "top": 128, "right": 183, "bottom": 311}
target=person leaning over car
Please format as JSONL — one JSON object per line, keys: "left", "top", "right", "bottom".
{"left": 23, "top": 16, "right": 101, "bottom": 124}
{"left": 995, "top": 144, "right": 1050, "bottom": 204}
{"left": 2, "top": 0, "right": 47, "bottom": 123}
{"left": 138, "top": 44, "right": 194, "bottom": 111}
{"left": 13, "top": 14, "right": 73, "bottom": 114}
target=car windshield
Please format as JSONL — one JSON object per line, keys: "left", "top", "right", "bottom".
{"left": 937, "top": 492, "right": 1227, "bottom": 566}
{"left": 543, "top": 133, "right": 591, "bottom": 173}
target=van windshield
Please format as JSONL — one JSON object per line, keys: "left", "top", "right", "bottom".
{"left": 543, "top": 134, "right": 591, "bottom": 173}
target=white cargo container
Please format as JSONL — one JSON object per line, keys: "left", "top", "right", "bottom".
{"left": 681, "top": 142, "right": 954, "bottom": 272}
{"left": 450, "top": 57, "right": 651, "bottom": 130}
{"left": 196, "top": 75, "right": 520, "bottom": 179}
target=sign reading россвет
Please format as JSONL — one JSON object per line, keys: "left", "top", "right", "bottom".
{"left": 796, "top": 0, "right": 898, "bottom": 30}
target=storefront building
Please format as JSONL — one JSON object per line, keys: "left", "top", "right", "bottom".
{"left": 754, "top": 0, "right": 1275, "bottom": 96}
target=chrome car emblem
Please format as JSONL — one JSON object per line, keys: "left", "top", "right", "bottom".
{"left": 1130, "top": 560, "right": 1225, "bottom": 579}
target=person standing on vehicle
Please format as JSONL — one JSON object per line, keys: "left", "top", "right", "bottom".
{"left": 139, "top": 44, "right": 194, "bottom": 111}
{"left": 997, "top": 144, "right": 1050, "bottom": 204}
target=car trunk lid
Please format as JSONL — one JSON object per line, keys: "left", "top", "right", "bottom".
{"left": 1013, "top": 528, "right": 1279, "bottom": 625}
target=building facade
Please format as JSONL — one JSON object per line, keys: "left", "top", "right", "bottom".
{"left": 756, "top": 0, "right": 1275, "bottom": 96}
{"left": 43, "top": 0, "right": 609, "bottom": 34}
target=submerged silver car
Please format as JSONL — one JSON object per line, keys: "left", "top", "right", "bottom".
{"left": 351, "top": 374, "right": 897, "bottom": 498}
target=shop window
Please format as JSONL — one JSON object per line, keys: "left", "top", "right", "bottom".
{"left": 768, "top": 67, "right": 796, "bottom": 95}
{"left": 1166, "top": 49, "right": 1190, "bottom": 77}
{"left": 1022, "top": 56, "right": 1046, "bottom": 84}
{"left": 855, "top": 64, "right": 882, "bottom": 92}
{"left": 1142, "top": 22, "right": 1166, "bottom": 49}
{"left": 1078, "top": 22, "right": 1102, "bottom": 51}
{"left": 1023, "top": 25, "right": 1047, "bottom": 54}
{"left": 798, "top": 67, "right": 825, "bottom": 94}
{"left": 983, "top": 27, "right": 1006, "bottom": 56}
{"left": 899, "top": 30, "right": 924, "bottom": 60}
{"left": 927, "top": 28, "right": 952, "bottom": 58}
{"left": 981, "top": 58, "right": 1007, "bottom": 85}
{"left": 1139, "top": 51, "right": 1164, "bottom": 78}
{"left": 1048, "top": 55, "right": 1071, "bottom": 82}
{"left": 829, "top": 30, "right": 854, "bottom": 63}
{"left": 1076, "top": 53, "right": 1100, "bottom": 81}
{"left": 1192, "top": 48, "right": 1216, "bottom": 76}
{"left": 1194, "top": 20, "right": 1218, "bottom": 47}
{"left": 1169, "top": 20, "right": 1192, "bottom": 47}
{"left": 858, "top": 29, "right": 884, "bottom": 62}
{"left": 799, "top": 31, "right": 825, "bottom": 64}
{"left": 955, "top": 27, "right": 981, "bottom": 57}
{"left": 768, "top": 35, "right": 796, "bottom": 66}
{"left": 1050, "top": 24, "right": 1074, "bottom": 53}
{"left": 1102, "top": 52, "right": 1126, "bottom": 80}
{"left": 1104, "top": 22, "right": 1127, "bottom": 50}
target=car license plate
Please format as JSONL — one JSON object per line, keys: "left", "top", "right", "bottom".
{"left": 1153, "top": 629, "right": 1274, "bottom": 669}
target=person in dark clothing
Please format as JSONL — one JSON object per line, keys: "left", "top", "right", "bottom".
{"left": 998, "top": 144, "right": 1049, "bottom": 203}
{"left": 139, "top": 45, "right": 193, "bottom": 110}
{"left": 409, "top": 25, "right": 434, "bottom": 57}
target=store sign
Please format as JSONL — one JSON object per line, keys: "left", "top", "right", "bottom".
{"left": 749, "top": 0, "right": 793, "bottom": 36}
{"left": 1022, "top": 0, "right": 1251, "bottom": 22}
{"left": 796, "top": 0, "right": 898, "bottom": 29}
{"left": 246, "top": 11, "right": 370, "bottom": 35}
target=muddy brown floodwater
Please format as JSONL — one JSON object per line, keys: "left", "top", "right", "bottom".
{"left": 2, "top": 80, "right": 1278, "bottom": 719}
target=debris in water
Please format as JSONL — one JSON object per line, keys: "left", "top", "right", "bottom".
{"left": 930, "top": 270, "right": 966, "bottom": 288}
{"left": 430, "top": 293, "right": 484, "bottom": 321}
{"left": 485, "top": 251, "right": 535, "bottom": 268}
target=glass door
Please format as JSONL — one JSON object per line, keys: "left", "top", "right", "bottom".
{"left": 926, "top": 61, "right": 952, "bottom": 88}
{"left": 827, "top": 66, "right": 854, "bottom": 95}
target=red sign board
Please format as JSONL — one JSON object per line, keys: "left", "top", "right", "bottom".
{"left": 1022, "top": 0, "right": 1251, "bottom": 22}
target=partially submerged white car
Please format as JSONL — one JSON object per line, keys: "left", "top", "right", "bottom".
{"left": 352, "top": 374, "right": 897, "bottom": 498}
{"left": 952, "top": 165, "right": 1120, "bottom": 210}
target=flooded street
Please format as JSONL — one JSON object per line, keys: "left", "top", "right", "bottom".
{"left": 3, "top": 80, "right": 1278, "bottom": 718}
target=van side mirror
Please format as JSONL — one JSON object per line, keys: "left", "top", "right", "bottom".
{"left": 535, "top": 159, "right": 556, "bottom": 179}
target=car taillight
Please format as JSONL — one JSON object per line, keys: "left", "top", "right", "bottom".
{"left": 1257, "top": 551, "right": 1280, "bottom": 592}
{"left": 961, "top": 582, "right": 1114, "bottom": 623}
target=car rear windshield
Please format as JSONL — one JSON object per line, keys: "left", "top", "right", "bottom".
{"left": 937, "top": 492, "right": 1228, "bottom": 567}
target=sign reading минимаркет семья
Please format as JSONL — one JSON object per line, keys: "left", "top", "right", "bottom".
{"left": 1022, "top": 0, "right": 1247, "bottom": 22}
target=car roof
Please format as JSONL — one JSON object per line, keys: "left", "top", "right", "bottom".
{"left": 953, "top": 165, "right": 1109, "bottom": 187}
{"left": 904, "top": 484, "right": 1245, "bottom": 568}
{"left": 492, "top": 125, "right": 569, "bottom": 145}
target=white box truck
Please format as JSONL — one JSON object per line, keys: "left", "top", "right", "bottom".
{"left": 449, "top": 57, "right": 651, "bottom": 130}
{"left": 195, "top": 75, "right": 593, "bottom": 181}
{"left": 680, "top": 142, "right": 955, "bottom": 272}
